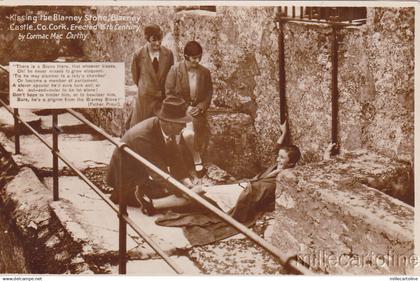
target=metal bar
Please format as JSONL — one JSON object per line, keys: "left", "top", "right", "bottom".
{"left": 277, "top": 16, "right": 287, "bottom": 125}
{"left": 13, "top": 108, "right": 20, "bottom": 154}
{"left": 0, "top": 99, "right": 311, "bottom": 274}
{"left": 279, "top": 17, "right": 363, "bottom": 27}
{"left": 331, "top": 24, "right": 339, "bottom": 154}
{"left": 53, "top": 149, "right": 183, "bottom": 274}
{"left": 300, "top": 7, "right": 303, "bottom": 19}
{"left": 123, "top": 215, "right": 184, "bottom": 274}
{"left": 52, "top": 111, "right": 59, "bottom": 201}
{"left": 0, "top": 65, "right": 8, "bottom": 73}
{"left": 122, "top": 147, "right": 310, "bottom": 274}
{"left": 292, "top": 6, "right": 295, "bottom": 18}
{"left": 0, "top": 100, "right": 52, "bottom": 150}
{"left": 0, "top": 100, "right": 183, "bottom": 273}
{"left": 309, "top": 7, "right": 312, "bottom": 20}
{"left": 66, "top": 109, "right": 120, "bottom": 146}
{"left": 118, "top": 144, "right": 127, "bottom": 274}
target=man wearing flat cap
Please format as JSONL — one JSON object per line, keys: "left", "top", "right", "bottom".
{"left": 107, "top": 96, "right": 195, "bottom": 214}
{"left": 165, "top": 41, "right": 213, "bottom": 178}
{"left": 128, "top": 24, "right": 174, "bottom": 128}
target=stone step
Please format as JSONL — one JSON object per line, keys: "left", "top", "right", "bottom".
{"left": 0, "top": 107, "right": 96, "bottom": 135}
{"left": 270, "top": 149, "right": 414, "bottom": 275}
{"left": 44, "top": 177, "right": 192, "bottom": 261}
{"left": 0, "top": 107, "right": 41, "bottom": 136}
{"left": 3, "top": 132, "right": 116, "bottom": 172}
{"left": 1, "top": 167, "right": 94, "bottom": 273}
{"left": 39, "top": 112, "right": 93, "bottom": 134}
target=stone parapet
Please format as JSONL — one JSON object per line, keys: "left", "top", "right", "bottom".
{"left": 269, "top": 149, "right": 414, "bottom": 274}
{"left": 1, "top": 166, "right": 92, "bottom": 273}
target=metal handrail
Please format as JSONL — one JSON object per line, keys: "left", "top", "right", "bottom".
{"left": 0, "top": 65, "right": 313, "bottom": 275}
{"left": 0, "top": 99, "right": 183, "bottom": 274}
{"left": 68, "top": 110, "right": 313, "bottom": 274}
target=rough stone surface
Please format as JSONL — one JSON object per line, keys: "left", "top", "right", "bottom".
{"left": 77, "top": 6, "right": 413, "bottom": 173}
{"left": 39, "top": 113, "right": 86, "bottom": 133}
{"left": 207, "top": 111, "right": 260, "bottom": 178}
{"left": 108, "top": 256, "right": 201, "bottom": 275}
{"left": 363, "top": 7, "right": 414, "bottom": 163}
{"left": 14, "top": 133, "right": 116, "bottom": 172}
{"left": 284, "top": 8, "right": 413, "bottom": 165}
{"left": 2, "top": 168, "right": 51, "bottom": 236}
{"left": 1, "top": 6, "right": 415, "bottom": 178}
{"left": 0, "top": 107, "right": 41, "bottom": 136}
{"left": 214, "top": 7, "right": 280, "bottom": 168}
{"left": 270, "top": 150, "right": 414, "bottom": 274}
{"left": 0, "top": 166, "right": 92, "bottom": 274}
{"left": 80, "top": 85, "right": 137, "bottom": 137}
{"left": 284, "top": 22, "right": 333, "bottom": 164}
{"left": 45, "top": 177, "right": 191, "bottom": 259}
{"left": 0, "top": 7, "right": 84, "bottom": 65}
{"left": 189, "top": 235, "right": 285, "bottom": 274}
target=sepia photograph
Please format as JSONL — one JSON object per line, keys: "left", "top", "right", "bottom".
{"left": 0, "top": 1, "right": 416, "bottom": 277}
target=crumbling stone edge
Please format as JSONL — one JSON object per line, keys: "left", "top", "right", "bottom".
{"left": 0, "top": 143, "right": 96, "bottom": 274}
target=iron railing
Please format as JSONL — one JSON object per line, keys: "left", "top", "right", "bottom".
{"left": 0, "top": 65, "right": 314, "bottom": 275}
{"left": 275, "top": 6, "right": 365, "bottom": 154}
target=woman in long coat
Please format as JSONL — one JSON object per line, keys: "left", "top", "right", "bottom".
{"left": 129, "top": 24, "right": 174, "bottom": 128}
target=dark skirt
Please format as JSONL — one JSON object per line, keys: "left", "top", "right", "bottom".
{"left": 129, "top": 94, "right": 162, "bottom": 128}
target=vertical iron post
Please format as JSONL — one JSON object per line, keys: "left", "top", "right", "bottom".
{"left": 13, "top": 108, "right": 20, "bottom": 154}
{"left": 52, "top": 110, "right": 59, "bottom": 201}
{"left": 330, "top": 17, "right": 340, "bottom": 155}
{"left": 277, "top": 9, "right": 286, "bottom": 124}
{"left": 118, "top": 144, "right": 127, "bottom": 274}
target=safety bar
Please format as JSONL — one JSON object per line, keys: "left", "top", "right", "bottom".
{"left": 0, "top": 65, "right": 314, "bottom": 275}
{"left": 275, "top": 6, "right": 348, "bottom": 155}
{"left": 66, "top": 111, "right": 313, "bottom": 274}
{"left": 0, "top": 100, "right": 183, "bottom": 274}
{"left": 276, "top": 6, "right": 366, "bottom": 26}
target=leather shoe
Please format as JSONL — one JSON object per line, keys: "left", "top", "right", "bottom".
{"left": 135, "top": 186, "right": 156, "bottom": 216}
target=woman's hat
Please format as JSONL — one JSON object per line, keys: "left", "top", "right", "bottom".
{"left": 156, "top": 96, "right": 192, "bottom": 123}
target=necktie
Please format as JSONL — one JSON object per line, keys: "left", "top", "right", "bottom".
{"left": 166, "top": 136, "right": 176, "bottom": 148}
{"left": 152, "top": 57, "right": 159, "bottom": 73}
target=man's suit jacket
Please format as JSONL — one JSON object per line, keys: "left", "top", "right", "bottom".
{"left": 107, "top": 117, "right": 189, "bottom": 204}
{"left": 130, "top": 45, "right": 174, "bottom": 126}
{"left": 165, "top": 61, "right": 213, "bottom": 112}
{"left": 132, "top": 45, "right": 174, "bottom": 98}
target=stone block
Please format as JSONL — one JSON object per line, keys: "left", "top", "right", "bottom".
{"left": 207, "top": 111, "right": 260, "bottom": 178}
{"left": 2, "top": 168, "right": 51, "bottom": 235}
{"left": 269, "top": 150, "right": 414, "bottom": 274}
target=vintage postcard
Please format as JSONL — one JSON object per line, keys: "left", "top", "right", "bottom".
{"left": 0, "top": 1, "right": 417, "bottom": 279}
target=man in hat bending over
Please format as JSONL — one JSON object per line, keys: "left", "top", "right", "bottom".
{"left": 107, "top": 95, "right": 195, "bottom": 215}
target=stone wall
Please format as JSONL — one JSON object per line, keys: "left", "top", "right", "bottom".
{"left": 284, "top": 7, "right": 414, "bottom": 164}
{"left": 364, "top": 7, "right": 414, "bottom": 163}
{"left": 0, "top": 6, "right": 84, "bottom": 65}
{"left": 80, "top": 6, "right": 176, "bottom": 85}
{"left": 80, "top": 6, "right": 413, "bottom": 175}
{"left": 270, "top": 149, "right": 414, "bottom": 274}
{"left": 2, "top": 6, "right": 412, "bottom": 177}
